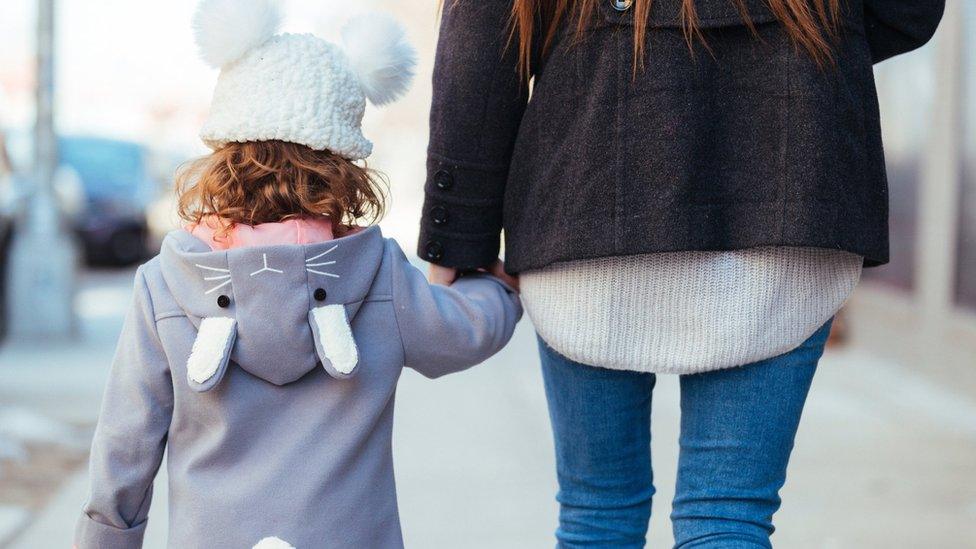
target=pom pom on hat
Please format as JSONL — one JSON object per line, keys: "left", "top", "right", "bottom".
{"left": 193, "top": 0, "right": 283, "bottom": 68}
{"left": 341, "top": 13, "right": 417, "bottom": 106}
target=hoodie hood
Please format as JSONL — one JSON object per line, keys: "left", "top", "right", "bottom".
{"left": 159, "top": 225, "right": 385, "bottom": 390}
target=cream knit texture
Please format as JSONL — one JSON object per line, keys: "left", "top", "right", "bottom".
{"left": 521, "top": 247, "right": 862, "bottom": 374}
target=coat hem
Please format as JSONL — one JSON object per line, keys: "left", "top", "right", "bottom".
{"left": 75, "top": 514, "right": 148, "bottom": 549}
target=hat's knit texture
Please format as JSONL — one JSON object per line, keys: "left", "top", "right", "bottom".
{"left": 194, "top": 0, "right": 416, "bottom": 160}
{"left": 201, "top": 34, "right": 371, "bottom": 159}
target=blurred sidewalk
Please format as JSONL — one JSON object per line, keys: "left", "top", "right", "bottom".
{"left": 3, "top": 271, "right": 976, "bottom": 548}
{"left": 0, "top": 269, "right": 135, "bottom": 424}
{"left": 0, "top": 268, "right": 136, "bottom": 546}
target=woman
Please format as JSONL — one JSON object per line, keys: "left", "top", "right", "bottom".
{"left": 421, "top": 0, "right": 944, "bottom": 546}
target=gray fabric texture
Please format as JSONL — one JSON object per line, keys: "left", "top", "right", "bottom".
{"left": 75, "top": 226, "right": 522, "bottom": 548}
{"left": 417, "top": 0, "right": 945, "bottom": 272}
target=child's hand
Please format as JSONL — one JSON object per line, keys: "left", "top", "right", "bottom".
{"left": 428, "top": 260, "right": 519, "bottom": 291}
{"left": 488, "top": 260, "right": 520, "bottom": 292}
{"left": 428, "top": 264, "right": 459, "bottom": 286}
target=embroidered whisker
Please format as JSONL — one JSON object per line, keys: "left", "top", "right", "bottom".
{"left": 204, "top": 274, "right": 232, "bottom": 281}
{"left": 306, "top": 245, "right": 338, "bottom": 263}
{"left": 204, "top": 279, "right": 233, "bottom": 294}
{"left": 196, "top": 264, "right": 230, "bottom": 273}
{"left": 307, "top": 268, "right": 340, "bottom": 278}
{"left": 305, "top": 261, "right": 337, "bottom": 267}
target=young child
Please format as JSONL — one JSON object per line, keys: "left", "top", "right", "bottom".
{"left": 74, "top": 2, "right": 521, "bottom": 548}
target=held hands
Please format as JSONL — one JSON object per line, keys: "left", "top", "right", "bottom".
{"left": 428, "top": 264, "right": 459, "bottom": 286}
{"left": 428, "top": 260, "right": 520, "bottom": 292}
{"left": 487, "top": 260, "right": 521, "bottom": 291}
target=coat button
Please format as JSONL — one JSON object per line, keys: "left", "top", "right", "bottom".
{"left": 612, "top": 0, "right": 633, "bottom": 10}
{"left": 430, "top": 205, "right": 449, "bottom": 225}
{"left": 425, "top": 240, "right": 444, "bottom": 262}
{"left": 434, "top": 170, "right": 454, "bottom": 190}
{"left": 217, "top": 295, "right": 230, "bottom": 308}
{"left": 314, "top": 288, "right": 327, "bottom": 302}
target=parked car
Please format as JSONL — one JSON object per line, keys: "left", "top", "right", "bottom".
{"left": 59, "top": 137, "right": 154, "bottom": 265}
{"left": 6, "top": 132, "right": 157, "bottom": 266}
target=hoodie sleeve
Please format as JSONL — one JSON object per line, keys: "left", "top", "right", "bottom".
{"left": 390, "top": 243, "right": 522, "bottom": 378}
{"left": 76, "top": 266, "right": 173, "bottom": 549}
{"left": 863, "top": 0, "right": 945, "bottom": 63}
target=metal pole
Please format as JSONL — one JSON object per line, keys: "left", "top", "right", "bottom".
{"left": 6, "top": 0, "right": 78, "bottom": 340}
{"left": 35, "top": 0, "right": 55, "bottom": 204}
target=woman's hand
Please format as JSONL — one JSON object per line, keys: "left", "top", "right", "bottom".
{"left": 428, "top": 264, "right": 459, "bottom": 286}
{"left": 488, "top": 260, "right": 520, "bottom": 292}
{"left": 428, "top": 260, "right": 519, "bottom": 292}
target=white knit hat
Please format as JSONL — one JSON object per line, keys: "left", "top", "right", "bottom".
{"left": 193, "top": 0, "right": 416, "bottom": 160}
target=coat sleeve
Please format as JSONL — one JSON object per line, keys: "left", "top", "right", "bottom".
{"left": 863, "top": 0, "right": 945, "bottom": 63}
{"left": 417, "top": 0, "right": 531, "bottom": 271}
{"left": 75, "top": 266, "right": 173, "bottom": 549}
{"left": 391, "top": 243, "right": 523, "bottom": 378}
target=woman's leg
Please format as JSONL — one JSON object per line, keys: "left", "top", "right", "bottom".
{"left": 671, "top": 321, "right": 833, "bottom": 549}
{"left": 538, "top": 337, "right": 657, "bottom": 548}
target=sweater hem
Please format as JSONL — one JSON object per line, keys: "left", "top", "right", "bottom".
{"left": 507, "top": 239, "right": 886, "bottom": 275}
{"left": 536, "top": 332, "right": 820, "bottom": 376}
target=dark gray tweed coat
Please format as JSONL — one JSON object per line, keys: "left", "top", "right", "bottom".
{"left": 418, "top": 0, "right": 945, "bottom": 272}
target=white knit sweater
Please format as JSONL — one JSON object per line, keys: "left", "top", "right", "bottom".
{"left": 521, "top": 247, "right": 862, "bottom": 374}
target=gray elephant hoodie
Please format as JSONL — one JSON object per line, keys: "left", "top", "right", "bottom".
{"left": 75, "top": 226, "right": 522, "bottom": 549}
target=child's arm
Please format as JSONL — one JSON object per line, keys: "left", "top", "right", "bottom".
{"left": 75, "top": 266, "right": 173, "bottom": 549}
{"left": 390, "top": 244, "right": 522, "bottom": 378}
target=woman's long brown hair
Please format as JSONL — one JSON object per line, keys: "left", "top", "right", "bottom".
{"left": 510, "top": 0, "right": 841, "bottom": 75}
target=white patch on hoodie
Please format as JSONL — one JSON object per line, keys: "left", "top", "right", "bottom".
{"left": 310, "top": 305, "right": 358, "bottom": 374}
{"left": 186, "top": 316, "right": 236, "bottom": 383}
{"left": 252, "top": 536, "right": 295, "bottom": 549}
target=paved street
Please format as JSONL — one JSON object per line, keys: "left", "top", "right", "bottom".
{"left": 1, "top": 267, "right": 975, "bottom": 548}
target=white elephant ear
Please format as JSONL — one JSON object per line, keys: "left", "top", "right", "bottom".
{"left": 186, "top": 316, "right": 237, "bottom": 392}
{"left": 340, "top": 13, "right": 417, "bottom": 106}
{"left": 309, "top": 305, "right": 359, "bottom": 379}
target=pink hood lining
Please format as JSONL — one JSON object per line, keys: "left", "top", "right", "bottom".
{"left": 187, "top": 216, "right": 337, "bottom": 251}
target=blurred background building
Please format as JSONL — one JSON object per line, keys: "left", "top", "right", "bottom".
{"left": 0, "top": 1, "right": 973, "bottom": 547}
{"left": 853, "top": 2, "right": 976, "bottom": 393}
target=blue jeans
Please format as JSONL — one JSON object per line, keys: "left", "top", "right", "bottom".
{"left": 538, "top": 321, "right": 833, "bottom": 548}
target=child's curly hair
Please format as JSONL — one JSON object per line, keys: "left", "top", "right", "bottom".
{"left": 176, "top": 140, "right": 386, "bottom": 239}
